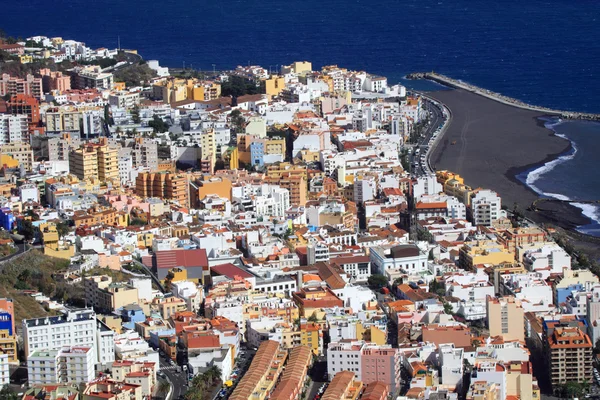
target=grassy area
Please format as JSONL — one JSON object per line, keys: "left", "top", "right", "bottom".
{"left": 0, "top": 250, "right": 70, "bottom": 324}
{"left": 86, "top": 267, "right": 132, "bottom": 282}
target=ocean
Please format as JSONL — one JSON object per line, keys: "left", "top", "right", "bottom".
{"left": 517, "top": 118, "right": 600, "bottom": 236}
{"left": 4, "top": 0, "right": 600, "bottom": 233}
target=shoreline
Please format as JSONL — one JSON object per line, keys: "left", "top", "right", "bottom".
{"left": 424, "top": 87, "right": 594, "bottom": 235}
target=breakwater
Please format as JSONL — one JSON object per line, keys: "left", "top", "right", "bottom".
{"left": 407, "top": 72, "right": 600, "bottom": 121}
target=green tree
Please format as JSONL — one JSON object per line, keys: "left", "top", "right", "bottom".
{"left": 131, "top": 105, "right": 141, "bottom": 123}
{"left": 56, "top": 221, "right": 70, "bottom": 238}
{"left": 19, "top": 220, "right": 35, "bottom": 241}
{"left": 221, "top": 75, "right": 259, "bottom": 97}
{"left": 308, "top": 314, "right": 319, "bottom": 323}
{"left": 367, "top": 274, "right": 389, "bottom": 289}
{"left": 229, "top": 109, "right": 246, "bottom": 134}
{"left": 148, "top": 115, "right": 168, "bottom": 133}
{"left": 0, "top": 385, "right": 19, "bottom": 400}
{"left": 443, "top": 302, "right": 453, "bottom": 314}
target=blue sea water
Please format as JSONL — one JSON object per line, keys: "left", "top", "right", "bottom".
{"left": 4, "top": 0, "right": 600, "bottom": 233}
{"left": 517, "top": 119, "right": 600, "bottom": 236}
{"left": 3, "top": 0, "right": 600, "bottom": 112}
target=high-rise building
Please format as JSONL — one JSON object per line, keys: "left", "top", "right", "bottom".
{"left": 487, "top": 296, "right": 524, "bottom": 341}
{"left": 0, "top": 142, "right": 34, "bottom": 171}
{"left": 39, "top": 68, "right": 71, "bottom": 92}
{"left": 543, "top": 318, "right": 592, "bottom": 387}
{"left": 7, "top": 94, "right": 40, "bottom": 140}
{"left": 69, "top": 138, "right": 119, "bottom": 184}
{"left": 0, "top": 114, "right": 28, "bottom": 144}
{"left": 0, "top": 298, "right": 16, "bottom": 363}
{"left": 0, "top": 73, "right": 42, "bottom": 98}
{"left": 327, "top": 341, "right": 401, "bottom": 394}
{"left": 27, "top": 346, "right": 95, "bottom": 385}
{"left": 135, "top": 172, "right": 188, "bottom": 206}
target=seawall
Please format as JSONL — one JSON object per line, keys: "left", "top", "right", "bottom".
{"left": 407, "top": 72, "right": 600, "bottom": 121}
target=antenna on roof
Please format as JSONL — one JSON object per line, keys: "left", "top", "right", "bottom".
{"left": 118, "top": 36, "right": 121, "bottom": 51}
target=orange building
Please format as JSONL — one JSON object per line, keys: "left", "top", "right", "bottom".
{"left": 136, "top": 172, "right": 189, "bottom": 206}
{"left": 7, "top": 94, "right": 40, "bottom": 140}
{"left": 189, "top": 176, "right": 232, "bottom": 207}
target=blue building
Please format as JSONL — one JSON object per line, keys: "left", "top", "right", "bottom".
{"left": 250, "top": 141, "right": 265, "bottom": 167}
{"left": 120, "top": 304, "right": 146, "bottom": 330}
{"left": 0, "top": 208, "right": 15, "bottom": 231}
{"left": 556, "top": 283, "right": 585, "bottom": 305}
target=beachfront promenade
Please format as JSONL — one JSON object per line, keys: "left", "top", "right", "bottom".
{"left": 408, "top": 72, "right": 600, "bottom": 121}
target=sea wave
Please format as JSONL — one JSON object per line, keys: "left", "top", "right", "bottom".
{"left": 522, "top": 118, "right": 600, "bottom": 234}
{"left": 524, "top": 121, "right": 576, "bottom": 200}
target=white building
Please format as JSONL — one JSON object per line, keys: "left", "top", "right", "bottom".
{"left": 0, "top": 114, "right": 27, "bottom": 144}
{"left": 19, "top": 184, "right": 40, "bottom": 203}
{"left": 413, "top": 175, "right": 443, "bottom": 202}
{"left": 523, "top": 243, "right": 571, "bottom": 278}
{"left": 27, "top": 346, "right": 95, "bottom": 385}
{"left": 438, "top": 344, "right": 464, "bottom": 388}
{"left": 370, "top": 244, "right": 429, "bottom": 279}
{"left": 23, "top": 309, "right": 96, "bottom": 360}
{"left": 171, "top": 281, "right": 203, "bottom": 313}
{"left": 470, "top": 189, "right": 502, "bottom": 227}
{"left": 0, "top": 353, "right": 8, "bottom": 386}
{"left": 22, "top": 308, "right": 114, "bottom": 365}
{"left": 353, "top": 176, "right": 377, "bottom": 203}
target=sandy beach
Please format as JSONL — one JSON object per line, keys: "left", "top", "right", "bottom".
{"left": 427, "top": 88, "right": 590, "bottom": 229}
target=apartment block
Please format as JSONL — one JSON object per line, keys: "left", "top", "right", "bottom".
{"left": 327, "top": 341, "right": 401, "bottom": 394}
{"left": 0, "top": 114, "right": 28, "bottom": 144}
{"left": 71, "top": 66, "right": 113, "bottom": 90}
{"left": 270, "top": 346, "right": 312, "bottom": 400}
{"left": 135, "top": 172, "right": 189, "bottom": 206}
{"left": 543, "top": 318, "right": 592, "bottom": 387}
{"left": 487, "top": 296, "right": 524, "bottom": 341}
{"left": 84, "top": 275, "right": 139, "bottom": 313}
{"left": 22, "top": 308, "right": 115, "bottom": 364}
{"left": 0, "top": 73, "right": 42, "bottom": 98}
{"left": 69, "top": 138, "right": 119, "bottom": 184}
{"left": 39, "top": 68, "right": 72, "bottom": 92}
{"left": 7, "top": 94, "right": 40, "bottom": 128}
{"left": 27, "top": 346, "right": 95, "bottom": 385}
{"left": 0, "top": 142, "right": 35, "bottom": 171}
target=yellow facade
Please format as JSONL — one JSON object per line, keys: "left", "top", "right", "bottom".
{"left": 245, "top": 117, "right": 266, "bottom": 138}
{"left": 0, "top": 329, "right": 17, "bottom": 363}
{"left": 291, "top": 61, "right": 312, "bottom": 74}
{"left": 200, "top": 131, "right": 216, "bottom": 167}
{"left": 300, "top": 323, "right": 321, "bottom": 355}
{"left": 459, "top": 240, "right": 514, "bottom": 270}
{"left": 0, "top": 155, "right": 19, "bottom": 168}
{"left": 44, "top": 241, "right": 76, "bottom": 259}
{"left": 229, "top": 147, "right": 239, "bottom": 170}
{"left": 19, "top": 55, "right": 33, "bottom": 64}
{"left": 263, "top": 76, "right": 286, "bottom": 97}
{"left": 265, "top": 138, "right": 285, "bottom": 155}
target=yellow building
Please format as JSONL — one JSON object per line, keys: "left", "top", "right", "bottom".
{"left": 69, "top": 138, "right": 119, "bottom": 185}
{"left": 459, "top": 240, "right": 514, "bottom": 270}
{"left": 229, "top": 147, "right": 239, "bottom": 170}
{"left": 282, "top": 61, "right": 313, "bottom": 75}
{"left": 19, "top": 55, "right": 33, "bottom": 64}
{"left": 265, "top": 138, "right": 285, "bottom": 156}
{"left": 262, "top": 76, "right": 286, "bottom": 97}
{"left": 153, "top": 77, "right": 221, "bottom": 104}
{"left": 44, "top": 239, "right": 76, "bottom": 260}
{"left": 0, "top": 143, "right": 34, "bottom": 171}
{"left": 0, "top": 154, "right": 19, "bottom": 169}
{"left": 300, "top": 322, "right": 323, "bottom": 355}
{"left": 200, "top": 130, "right": 216, "bottom": 167}
{"left": 0, "top": 329, "right": 17, "bottom": 362}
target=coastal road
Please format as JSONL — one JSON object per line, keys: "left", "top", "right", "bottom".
{"left": 408, "top": 96, "right": 445, "bottom": 176}
{"left": 160, "top": 357, "right": 187, "bottom": 400}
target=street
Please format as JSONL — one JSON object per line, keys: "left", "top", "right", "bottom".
{"left": 407, "top": 96, "right": 446, "bottom": 177}
{"left": 159, "top": 357, "right": 187, "bottom": 400}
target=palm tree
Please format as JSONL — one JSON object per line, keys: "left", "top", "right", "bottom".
{"left": 157, "top": 380, "right": 170, "bottom": 397}
{"left": 205, "top": 365, "right": 222, "bottom": 386}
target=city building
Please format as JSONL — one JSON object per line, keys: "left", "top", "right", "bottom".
{"left": 487, "top": 296, "right": 524, "bottom": 342}
{"left": 135, "top": 172, "right": 189, "bottom": 206}
{"left": 0, "top": 73, "right": 42, "bottom": 98}
{"left": 543, "top": 318, "right": 592, "bottom": 387}
{"left": 27, "top": 346, "right": 95, "bottom": 385}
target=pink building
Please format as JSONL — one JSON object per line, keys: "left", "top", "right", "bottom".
{"left": 0, "top": 73, "right": 42, "bottom": 98}
{"left": 39, "top": 68, "right": 71, "bottom": 92}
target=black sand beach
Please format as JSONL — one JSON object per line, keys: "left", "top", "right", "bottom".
{"left": 427, "top": 88, "right": 590, "bottom": 229}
